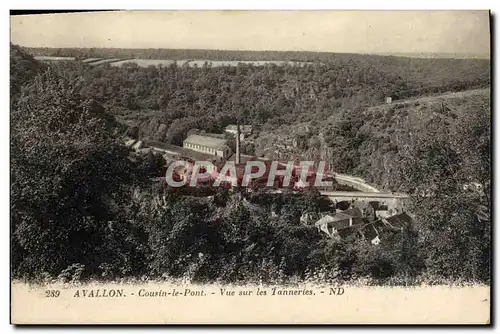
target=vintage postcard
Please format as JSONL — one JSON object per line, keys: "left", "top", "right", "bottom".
{"left": 10, "top": 10, "right": 491, "bottom": 324}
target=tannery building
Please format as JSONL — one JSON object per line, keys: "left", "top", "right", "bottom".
{"left": 183, "top": 134, "right": 232, "bottom": 159}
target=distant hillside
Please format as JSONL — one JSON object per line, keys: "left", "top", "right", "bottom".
{"left": 23, "top": 46, "right": 492, "bottom": 62}
{"left": 254, "top": 89, "right": 491, "bottom": 192}
{"left": 10, "top": 44, "right": 43, "bottom": 99}
{"left": 374, "top": 52, "right": 490, "bottom": 60}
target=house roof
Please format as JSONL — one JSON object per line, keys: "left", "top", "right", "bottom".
{"left": 330, "top": 212, "right": 357, "bottom": 222}
{"left": 383, "top": 212, "right": 413, "bottom": 229}
{"left": 342, "top": 207, "right": 363, "bottom": 217}
{"left": 183, "top": 134, "right": 227, "bottom": 150}
{"left": 314, "top": 213, "right": 356, "bottom": 232}
{"left": 200, "top": 132, "right": 226, "bottom": 139}
{"left": 314, "top": 212, "right": 355, "bottom": 226}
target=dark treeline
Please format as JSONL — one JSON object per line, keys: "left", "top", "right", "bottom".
{"left": 27, "top": 46, "right": 331, "bottom": 61}
{"left": 26, "top": 46, "right": 486, "bottom": 62}
{"left": 10, "top": 44, "right": 491, "bottom": 284}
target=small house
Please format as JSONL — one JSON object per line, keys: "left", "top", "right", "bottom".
{"left": 314, "top": 211, "right": 363, "bottom": 237}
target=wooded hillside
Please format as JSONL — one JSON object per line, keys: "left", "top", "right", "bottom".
{"left": 10, "top": 45, "right": 491, "bottom": 284}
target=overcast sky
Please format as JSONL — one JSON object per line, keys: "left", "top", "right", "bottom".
{"left": 10, "top": 11, "right": 490, "bottom": 55}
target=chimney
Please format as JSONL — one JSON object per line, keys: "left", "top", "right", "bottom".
{"left": 235, "top": 122, "right": 241, "bottom": 164}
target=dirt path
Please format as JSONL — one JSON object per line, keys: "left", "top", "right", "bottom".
{"left": 369, "top": 88, "right": 489, "bottom": 111}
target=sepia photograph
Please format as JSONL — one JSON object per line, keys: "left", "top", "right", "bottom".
{"left": 9, "top": 10, "right": 491, "bottom": 324}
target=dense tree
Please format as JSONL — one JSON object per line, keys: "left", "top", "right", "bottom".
{"left": 11, "top": 67, "right": 147, "bottom": 278}
{"left": 394, "top": 98, "right": 491, "bottom": 281}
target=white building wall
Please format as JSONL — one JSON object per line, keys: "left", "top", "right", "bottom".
{"left": 184, "top": 142, "right": 222, "bottom": 156}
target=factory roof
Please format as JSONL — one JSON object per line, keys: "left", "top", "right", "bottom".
{"left": 183, "top": 134, "right": 227, "bottom": 149}
{"left": 145, "top": 140, "right": 216, "bottom": 161}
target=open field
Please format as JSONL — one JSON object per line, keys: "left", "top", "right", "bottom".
{"left": 34, "top": 56, "right": 75, "bottom": 61}
{"left": 183, "top": 60, "right": 310, "bottom": 67}
{"left": 11, "top": 281, "right": 490, "bottom": 324}
{"left": 33, "top": 55, "right": 312, "bottom": 67}
{"left": 109, "top": 58, "right": 180, "bottom": 67}
{"left": 87, "top": 58, "right": 123, "bottom": 66}
{"left": 81, "top": 57, "right": 104, "bottom": 63}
